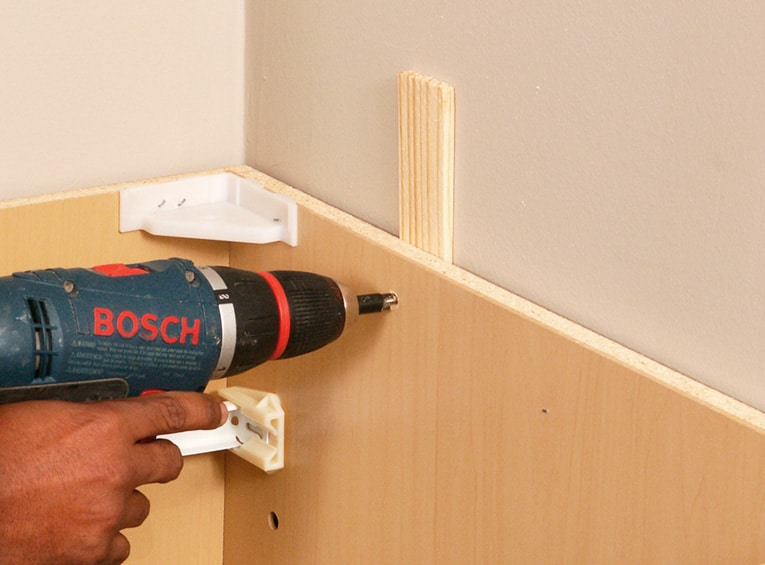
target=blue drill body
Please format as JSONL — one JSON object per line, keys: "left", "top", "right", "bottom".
{"left": 0, "top": 257, "right": 397, "bottom": 404}
{"left": 0, "top": 259, "right": 222, "bottom": 396}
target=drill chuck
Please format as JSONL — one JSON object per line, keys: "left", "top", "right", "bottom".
{"left": 204, "top": 267, "right": 353, "bottom": 377}
{"left": 0, "top": 258, "right": 396, "bottom": 402}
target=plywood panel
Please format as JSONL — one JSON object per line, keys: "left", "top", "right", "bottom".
{"left": 224, "top": 169, "right": 765, "bottom": 564}
{"left": 0, "top": 179, "right": 232, "bottom": 565}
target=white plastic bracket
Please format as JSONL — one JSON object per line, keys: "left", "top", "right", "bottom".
{"left": 119, "top": 172, "right": 297, "bottom": 246}
{"left": 158, "top": 387, "right": 285, "bottom": 473}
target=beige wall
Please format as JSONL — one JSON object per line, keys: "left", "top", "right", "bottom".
{"left": 0, "top": 3, "right": 761, "bottom": 411}
{"left": 245, "top": 3, "right": 765, "bottom": 410}
{"left": 0, "top": 1, "right": 244, "bottom": 200}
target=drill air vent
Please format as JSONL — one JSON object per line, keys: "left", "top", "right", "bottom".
{"left": 27, "top": 298, "right": 56, "bottom": 381}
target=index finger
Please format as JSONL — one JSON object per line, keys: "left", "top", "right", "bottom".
{"left": 114, "top": 392, "right": 228, "bottom": 442}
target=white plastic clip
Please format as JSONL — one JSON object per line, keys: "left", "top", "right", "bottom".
{"left": 219, "top": 387, "right": 285, "bottom": 472}
{"left": 158, "top": 387, "right": 285, "bottom": 473}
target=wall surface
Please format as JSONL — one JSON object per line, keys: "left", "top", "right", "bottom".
{"left": 0, "top": 1, "right": 245, "bottom": 200}
{"left": 245, "top": 2, "right": 765, "bottom": 410}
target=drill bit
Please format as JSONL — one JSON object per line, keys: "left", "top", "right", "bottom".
{"left": 357, "top": 292, "right": 399, "bottom": 314}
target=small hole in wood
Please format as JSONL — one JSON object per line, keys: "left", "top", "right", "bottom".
{"left": 541, "top": 408, "right": 550, "bottom": 414}
{"left": 268, "top": 511, "right": 279, "bottom": 530}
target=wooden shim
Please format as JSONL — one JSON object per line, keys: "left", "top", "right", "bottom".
{"left": 398, "top": 71, "right": 455, "bottom": 262}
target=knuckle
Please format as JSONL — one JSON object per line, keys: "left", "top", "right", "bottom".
{"left": 101, "top": 458, "right": 133, "bottom": 490}
{"left": 153, "top": 396, "right": 188, "bottom": 432}
{"left": 90, "top": 405, "right": 128, "bottom": 444}
{"left": 73, "top": 529, "right": 118, "bottom": 565}
{"left": 98, "top": 496, "right": 127, "bottom": 531}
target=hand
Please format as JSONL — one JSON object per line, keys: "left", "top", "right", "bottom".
{"left": 0, "top": 392, "right": 227, "bottom": 565}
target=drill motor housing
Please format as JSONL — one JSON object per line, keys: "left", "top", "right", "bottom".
{"left": 0, "top": 258, "right": 349, "bottom": 401}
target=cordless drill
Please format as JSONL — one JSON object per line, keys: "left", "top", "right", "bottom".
{"left": 0, "top": 258, "right": 396, "bottom": 404}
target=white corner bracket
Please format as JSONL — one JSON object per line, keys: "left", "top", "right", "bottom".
{"left": 158, "top": 386, "right": 285, "bottom": 473}
{"left": 119, "top": 172, "right": 298, "bottom": 246}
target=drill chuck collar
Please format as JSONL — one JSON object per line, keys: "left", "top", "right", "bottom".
{"left": 200, "top": 266, "right": 350, "bottom": 378}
